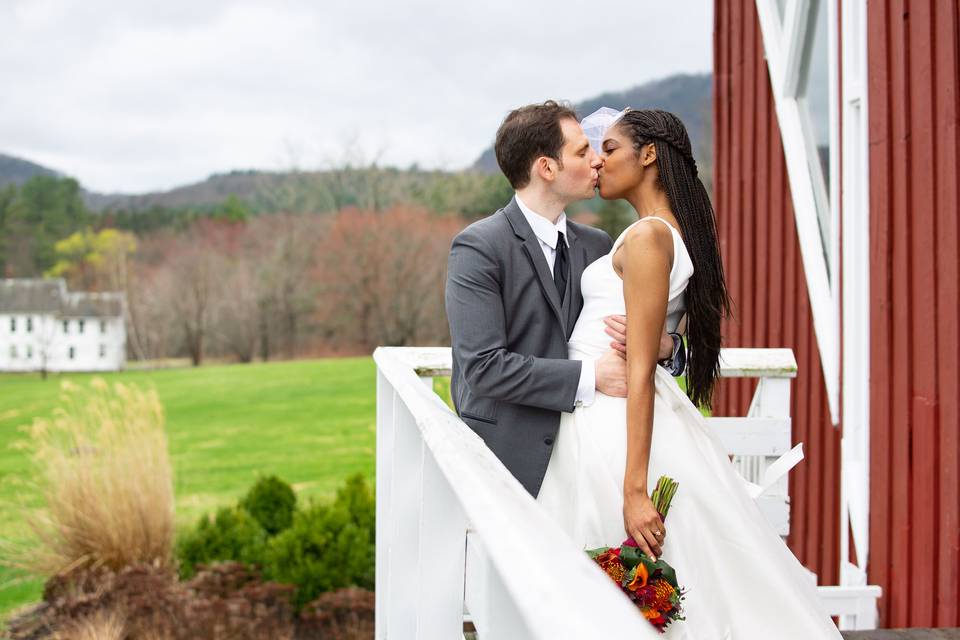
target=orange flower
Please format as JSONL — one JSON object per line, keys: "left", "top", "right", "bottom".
{"left": 626, "top": 563, "right": 649, "bottom": 591}
{"left": 606, "top": 564, "right": 625, "bottom": 582}
{"left": 651, "top": 578, "right": 677, "bottom": 610}
{"left": 642, "top": 607, "right": 662, "bottom": 621}
{"left": 594, "top": 550, "right": 625, "bottom": 583}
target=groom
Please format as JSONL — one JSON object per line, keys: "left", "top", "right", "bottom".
{"left": 445, "top": 100, "right": 681, "bottom": 497}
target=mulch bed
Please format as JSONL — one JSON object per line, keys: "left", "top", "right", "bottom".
{"left": 5, "top": 562, "right": 373, "bottom": 640}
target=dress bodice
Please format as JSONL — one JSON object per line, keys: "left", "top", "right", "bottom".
{"left": 567, "top": 216, "right": 694, "bottom": 361}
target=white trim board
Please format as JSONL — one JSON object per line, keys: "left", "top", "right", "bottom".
{"left": 839, "top": 0, "right": 871, "bottom": 590}
{"left": 755, "top": 0, "right": 840, "bottom": 424}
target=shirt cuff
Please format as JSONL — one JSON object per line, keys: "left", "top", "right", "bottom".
{"left": 575, "top": 358, "right": 597, "bottom": 408}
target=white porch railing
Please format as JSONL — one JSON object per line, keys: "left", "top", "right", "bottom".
{"left": 375, "top": 346, "right": 881, "bottom": 637}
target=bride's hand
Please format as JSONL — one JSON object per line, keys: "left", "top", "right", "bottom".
{"left": 623, "top": 490, "right": 665, "bottom": 561}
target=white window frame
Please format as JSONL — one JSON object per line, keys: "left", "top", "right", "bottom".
{"left": 838, "top": 0, "right": 871, "bottom": 591}
{"left": 756, "top": 0, "right": 840, "bottom": 424}
{"left": 759, "top": 0, "right": 874, "bottom": 595}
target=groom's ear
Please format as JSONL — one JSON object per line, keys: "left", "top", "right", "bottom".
{"left": 534, "top": 156, "right": 559, "bottom": 183}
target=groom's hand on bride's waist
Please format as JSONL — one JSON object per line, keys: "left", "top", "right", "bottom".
{"left": 603, "top": 314, "right": 676, "bottom": 361}
{"left": 595, "top": 349, "right": 628, "bottom": 398}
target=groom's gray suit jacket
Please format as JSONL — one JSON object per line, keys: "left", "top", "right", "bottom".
{"left": 445, "top": 197, "right": 613, "bottom": 497}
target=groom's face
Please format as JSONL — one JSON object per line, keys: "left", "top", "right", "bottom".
{"left": 552, "top": 117, "right": 602, "bottom": 201}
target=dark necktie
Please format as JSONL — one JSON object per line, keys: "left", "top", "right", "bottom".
{"left": 554, "top": 231, "right": 568, "bottom": 305}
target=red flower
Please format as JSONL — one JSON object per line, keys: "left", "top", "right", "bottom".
{"left": 593, "top": 549, "right": 625, "bottom": 583}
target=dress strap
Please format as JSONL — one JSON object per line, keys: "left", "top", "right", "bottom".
{"left": 610, "top": 216, "right": 680, "bottom": 254}
{"left": 638, "top": 215, "right": 680, "bottom": 236}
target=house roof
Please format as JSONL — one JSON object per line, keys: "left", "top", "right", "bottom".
{"left": 62, "top": 292, "right": 124, "bottom": 318}
{"left": 0, "top": 279, "right": 66, "bottom": 313}
{"left": 0, "top": 278, "right": 124, "bottom": 318}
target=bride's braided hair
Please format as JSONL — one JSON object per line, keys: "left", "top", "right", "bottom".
{"left": 617, "top": 109, "right": 730, "bottom": 409}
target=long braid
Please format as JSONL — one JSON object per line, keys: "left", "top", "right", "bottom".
{"left": 617, "top": 109, "right": 730, "bottom": 409}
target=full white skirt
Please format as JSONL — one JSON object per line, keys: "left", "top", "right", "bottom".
{"left": 536, "top": 367, "right": 842, "bottom": 639}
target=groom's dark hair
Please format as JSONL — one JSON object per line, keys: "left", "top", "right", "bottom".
{"left": 494, "top": 100, "right": 577, "bottom": 189}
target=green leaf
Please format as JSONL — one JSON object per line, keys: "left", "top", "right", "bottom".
{"left": 619, "top": 544, "right": 645, "bottom": 570}
{"left": 585, "top": 546, "right": 611, "bottom": 560}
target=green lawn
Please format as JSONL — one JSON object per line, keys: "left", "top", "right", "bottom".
{"left": 0, "top": 357, "right": 377, "bottom": 619}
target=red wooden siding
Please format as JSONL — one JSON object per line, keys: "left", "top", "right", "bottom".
{"left": 712, "top": 0, "right": 841, "bottom": 586}
{"left": 867, "top": 0, "right": 960, "bottom": 628}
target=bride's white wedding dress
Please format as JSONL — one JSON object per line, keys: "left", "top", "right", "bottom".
{"left": 536, "top": 217, "right": 841, "bottom": 639}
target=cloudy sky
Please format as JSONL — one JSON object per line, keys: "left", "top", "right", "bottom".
{"left": 0, "top": 1, "right": 712, "bottom": 194}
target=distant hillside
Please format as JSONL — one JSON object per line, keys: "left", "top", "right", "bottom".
{"left": 83, "top": 169, "right": 277, "bottom": 211}
{"left": 473, "top": 72, "right": 712, "bottom": 174}
{"left": 0, "top": 153, "right": 63, "bottom": 187}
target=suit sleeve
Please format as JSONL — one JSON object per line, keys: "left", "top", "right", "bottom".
{"left": 599, "top": 228, "right": 614, "bottom": 253}
{"left": 445, "top": 228, "right": 582, "bottom": 413}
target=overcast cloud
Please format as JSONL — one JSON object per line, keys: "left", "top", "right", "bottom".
{"left": 0, "top": 0, "right": 712, "bottom": 193}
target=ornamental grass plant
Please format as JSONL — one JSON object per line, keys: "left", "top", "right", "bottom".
{"left": 51, "top": 608, "right": 126, "bottom": 640}
{"left": 4, "top": 378, "right": 175, "bottom": 577}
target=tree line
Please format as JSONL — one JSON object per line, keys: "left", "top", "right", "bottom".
{"left": 1, "top": 170, "right": 641, "bottom": 365}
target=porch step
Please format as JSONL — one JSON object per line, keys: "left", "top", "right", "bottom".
{"left": 842, "top": 630, "right": 960, "bottom": 639}
{"left": 464, "top": 627, "right": 960, "bottom": 639}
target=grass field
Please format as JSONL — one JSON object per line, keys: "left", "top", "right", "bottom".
{"left": 0, "top": 357, "right": 378, "bottom": 619}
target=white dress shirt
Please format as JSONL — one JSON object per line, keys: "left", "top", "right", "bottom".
{"left": 515, "top": 193, "right": 596, "bottom": 407}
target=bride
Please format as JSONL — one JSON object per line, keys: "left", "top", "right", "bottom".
{"left": 535, "top": 108, "right": 842, "bottom": 639}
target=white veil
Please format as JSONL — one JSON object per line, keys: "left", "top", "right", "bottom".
{"left": 579, "top": 106, "right": 627, "bottom": 154}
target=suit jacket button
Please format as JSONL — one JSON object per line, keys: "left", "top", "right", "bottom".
{"left": 543, "top": 436, "right": 554, "bottom": 446}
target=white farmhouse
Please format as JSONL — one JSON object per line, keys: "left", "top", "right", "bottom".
{"left": 0, "top": 279, "right": 126, "bottom": 373}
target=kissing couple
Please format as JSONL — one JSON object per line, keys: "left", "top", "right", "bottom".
{"left": 444, "top": 101, "right": 841, "bottom": 638}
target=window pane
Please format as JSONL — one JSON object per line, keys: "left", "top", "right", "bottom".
{"left": 798, "top": 0, "right": 831, "bottom": 258}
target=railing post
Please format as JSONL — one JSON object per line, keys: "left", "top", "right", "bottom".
{"left": 417, "top": 447, "right": 468, "bottom": 638}
{"left": 375, "top": 370, "right": 395, "bottom": 640}
{"left": 754, "top": 376, "right": 792, "bottom": 498}
{"left": 464, "top": 534, "right": 533, "bottom": 640}
{"left": 386, "top": 401, "right": 425, "bottom": 637}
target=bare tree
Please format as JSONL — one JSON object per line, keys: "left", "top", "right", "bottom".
{"left": 317, "top": 206, "right": 461, "bottom": 350}
{"left": 158, "top": 221, "right": 232, "bottom": 366}
{"left": 212, "top": 242, "right": 260, "bottom": 363}
{"left": 249, "top": 213, "right": 324, "bottom": 358}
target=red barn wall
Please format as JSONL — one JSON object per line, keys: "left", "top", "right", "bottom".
{"left": 714, "top": 0, "right": 960, "bottom": 627}
{"left": 713, "top": 0, "right": 841, "bottom": 587}
{"left": 866, "top": 0, "right": 960, "bottom": 628}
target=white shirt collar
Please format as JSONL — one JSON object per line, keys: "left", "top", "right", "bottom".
{"left": 514, "top": 193, "right": 568, "bottom": 249}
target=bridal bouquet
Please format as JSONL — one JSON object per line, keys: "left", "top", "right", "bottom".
{"left": 586, "top": 476, "right": 685, "bottom": 633}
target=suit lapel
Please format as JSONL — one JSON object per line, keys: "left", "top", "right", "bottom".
{"left": 504, "top": 199, "right": 566, "bottom": 333}
{"left": 565, "top": 226, "right": 586, "bottom": 336}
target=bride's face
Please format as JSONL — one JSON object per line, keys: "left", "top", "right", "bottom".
{"left": 598, "top": 125, "right": 654, "bottom": 200}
